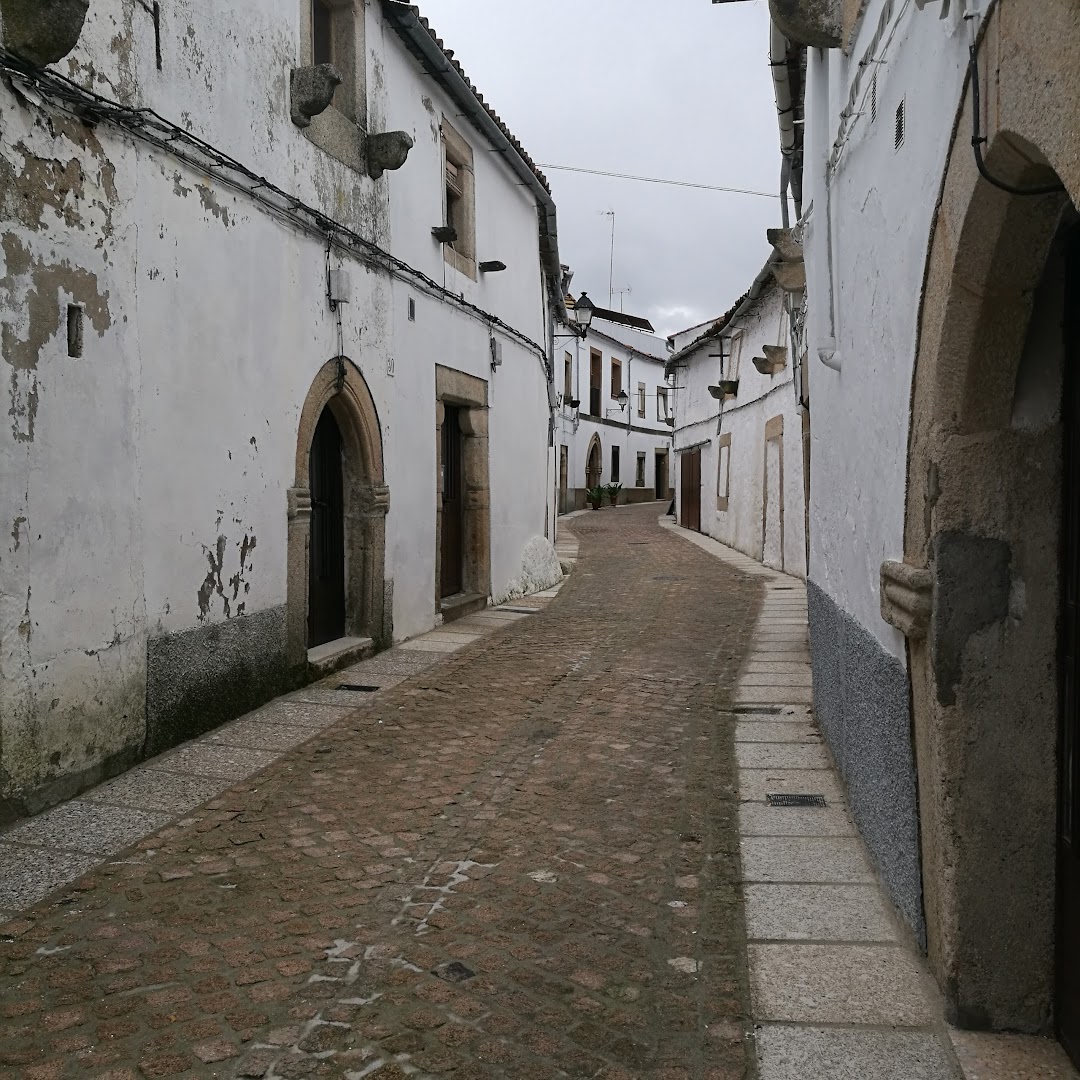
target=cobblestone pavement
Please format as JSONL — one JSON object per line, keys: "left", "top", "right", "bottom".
{"left": 0, "top": 504, "right": 763, "bottom": 1080}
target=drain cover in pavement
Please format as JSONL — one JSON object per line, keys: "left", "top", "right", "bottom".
{"left": 767, "top": 793, "right": 826, "bottom": 808}
{"left": 433, "top": 961, "right": 475, "bottom": 983}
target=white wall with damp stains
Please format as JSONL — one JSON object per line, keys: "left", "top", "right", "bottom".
{"left": 0, "top": 0, "right": 556, "bottom": 816}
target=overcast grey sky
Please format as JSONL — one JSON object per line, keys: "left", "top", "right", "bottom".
{"left": 417, "top": 0, "right": 780, "bottom": 337}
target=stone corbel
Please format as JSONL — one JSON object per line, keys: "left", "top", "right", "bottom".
{"left": 880, "top": 560, "right": 933, "bottom": 639}
{"left": 754, "top": 345, "right": 789, "bottom": 376}
{"left": 767, "top": 227, "right": 807, "bottom": 293}
{"left": 367, "top": 131, "right": 414, "bottom": 180}
{"left": 769, "top": 0, "right": 842, "bottom": 50}
{"left": 0, "top": 0, "right": 89, "bottom": 66}
{"left": 290, "top": 64, "right": 343, "bottom": 128}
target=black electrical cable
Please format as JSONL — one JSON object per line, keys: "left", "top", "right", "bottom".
{"left": 0, "top": 47, "right": 554, "bottom": 380}
{"left": 969, "top": 44, "right": 1065, "bottom": 198}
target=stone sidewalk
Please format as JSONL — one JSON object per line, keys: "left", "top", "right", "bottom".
{"left": 0, "top": 606, "right": 553, "bottom": 924}
{"left": 0, "top": 503, "right": 763, "bottom": 1079}
{"left": 661, "top": 521, "right": 1079, "bottom": 1080}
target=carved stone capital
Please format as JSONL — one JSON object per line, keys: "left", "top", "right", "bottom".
{"left": 290, "top": 64, "right": 343, "bottom": 128}
{"left": 358, "top": 483, "right": 391, "bottom": 516}
{"left": 288, "top": 487, "right": 312, "bottom": 521}
{"left": 1, "top": 0, "right": 89, "bottom": 66}
{"left": 769, "top": 0, "right": 842, "bottom": 50}
{"left": 880, "top": 560, "right": 933, "bottom": 639}
{"left": 367, "top": 130, "right": 414, "bottom": 180}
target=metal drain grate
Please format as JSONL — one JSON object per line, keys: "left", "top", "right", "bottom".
{"left": 767, "top": 793, "right": 827, "bottom": 808}
{"left": 338, "top": 684, "right": 380, "bottom": 693}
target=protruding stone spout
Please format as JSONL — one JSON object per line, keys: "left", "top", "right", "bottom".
{"left": 0, "top": 0, "right": 90, "bottom": 66}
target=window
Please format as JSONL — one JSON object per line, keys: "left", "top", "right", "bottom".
{"left": 636, "top": 452, "right": 646, "bottom": 487}
{"left": 564, "top": 352, "right": 573, "bottom": 404}
{"left": 717, "top": 433, "right": 731, "bottom": 512}
{"left": 441, "top": 118, "right": 477, "bottom": 279}
{"left": 657, "top": 387, "right": 669, "bottom": 422}
{"left": 637, "top": 382, "right": 646, "bottom": 418}
{"left": 727, "top": 331, "right": 744, "bottom": 379}
{"left": 611, "top": 358, "right": 623, "bottom": 400}
{"left": 308, "top": 0, "right": 359, "bottom": 122}
{"left": 589, "top": 350, "right": 602, "bottom": 416}
{"left": 611, "top": 445, "right": 620, "bottom": 484}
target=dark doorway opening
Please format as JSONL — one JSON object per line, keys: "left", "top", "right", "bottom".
{"left": 308, "top": 406, "right": 346, "bottom": 647}
{"left": 1059, "top": 224, "right": 1080, "bottom": 1067}
{"left": 586, "top": 439, "right": 602, "bottom": 491}
{"left": 441, "top": 404, "right": 464, "bottom": 598}
{"left": 655, "top": 450, "right": 667, "bottom": 500}
{"left": 680, "top": 449, "right": 701, "bottom": 532}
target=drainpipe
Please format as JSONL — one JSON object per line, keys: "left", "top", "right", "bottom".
{"left": 770, "top": 22, "right": 796, "bottom": 228}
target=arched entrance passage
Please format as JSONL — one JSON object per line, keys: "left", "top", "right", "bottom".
{"left": 288, "top": 358, "right": 389, "bottom": 669}
{"left": 585, "top": 434, "right": 602, "bottom": 490}
{"left": 900, "top": 0, "right": 1080, "bottom": 1038}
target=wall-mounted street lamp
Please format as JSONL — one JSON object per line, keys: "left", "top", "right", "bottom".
{"left": 555, "top": 291, "right": 596, "bottom": 345}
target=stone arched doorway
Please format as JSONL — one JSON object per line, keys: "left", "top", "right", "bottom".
{"left": 898, "top": 0, "right": 1080, "bottom": 1039}
{"left": 288, "top": 358, "right": 389, "bottom": 671}
{"left": 586, "top": 434, "right": 602, "bottom": 490}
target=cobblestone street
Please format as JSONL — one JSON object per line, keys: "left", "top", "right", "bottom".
{"left": 0, "top": 505, "right": 763, "bottom": 1080}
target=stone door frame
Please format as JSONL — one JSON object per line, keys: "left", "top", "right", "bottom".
{"left": 898, "top": 0, "right": 1080, "bottom": 1033}
{"left": 434, "top": 366, "right": 490, "bottom": 609}
{"left": 288, "top": 358, "right": 389, "bottom": 670}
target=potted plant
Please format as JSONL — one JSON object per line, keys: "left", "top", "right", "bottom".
{"left": 586, "top": 485, "right": 605, "bottom": 510}
{"left": 606, "top": 483, "right": 623, "bottom": 507}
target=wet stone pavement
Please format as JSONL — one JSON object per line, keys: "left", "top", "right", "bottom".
{"left": 0, "top": 504, "right": 763, "bottom": 1080}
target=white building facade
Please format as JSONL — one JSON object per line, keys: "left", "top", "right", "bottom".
{"left": 668, "top": 265, "right": 808, "bottom": 579}
{"left": 555, "top": 311, "right": 674, "bottom": 513}
{"left": 0, "top": 0, "right": 563, "bottom": 819}
{"left": 767, "top": 0, "right": 1080, "bottom": 1052}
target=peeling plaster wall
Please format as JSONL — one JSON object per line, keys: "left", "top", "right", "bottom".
{"left": 0, "top": 0, "right": 554, "bottom": 813}
{"left": 672, "top": 282, "right": 807, "bottom": 577}
{"left": 557, "top": 322, "right": 675, "bottom": 511}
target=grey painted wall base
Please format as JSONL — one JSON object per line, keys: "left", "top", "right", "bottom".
{"left": 145, "top": 606, "right": 292, "bottom": 757}
{"left": 807, "top": 579, "right": 926, "bottom": 948}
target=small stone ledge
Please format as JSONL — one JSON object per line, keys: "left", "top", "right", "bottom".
{"left": 769, "top": 0, "right": 842, "bottom": 50}
{"left": 880, "top": 561, "right": 932, "bottom": 639}
{"left": 290, "top": 63, "right": 342, "bottom": 128}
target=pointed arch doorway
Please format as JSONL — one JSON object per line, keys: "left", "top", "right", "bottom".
{"left": 289, "top": 358, "right": 390, "bottom": 672}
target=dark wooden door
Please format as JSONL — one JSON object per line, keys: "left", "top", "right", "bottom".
{"left": 655, "top": 451, "right": 667, "bottom": 500}
{"left": 680, "top": 449, "right": 701, "bottom": 532}
{"left": 559, "top": 445, "right": 568, "bottom": 514}
{"left": 308, "top": 407, "right": 346, "bottom": 648}
{"left": 441, "top": 405, "right": 464, "bottom": 598}
{"left": 1059, "top": 225, "right": 1080, "bottom": 1066}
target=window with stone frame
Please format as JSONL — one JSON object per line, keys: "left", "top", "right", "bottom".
{"left": 441, "top": 118, "right": 477, "bottom": 279}
{"left": 564, "top": 352, "right": 573, "bottom": 404}
{"left": 307, "top": 0, "right": 362, "bottom": 123}
{"left": 611, "top": 445, "right": 620, "bottom": 484}
{"left": 657, "top": 387, "right": 669, "bottom": 422}
{"left": 637, "top": 382, "right": 646, "bottom": 418}
{"left": 636, "top": 452, "right": 646, "bottom": 487}
{"left": 610, "top": 358, "right": 623, "bottom": 400}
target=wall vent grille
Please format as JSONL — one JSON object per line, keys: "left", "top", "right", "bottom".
{"left": 895, "top": 99, "right": 906, "bottom": 150}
